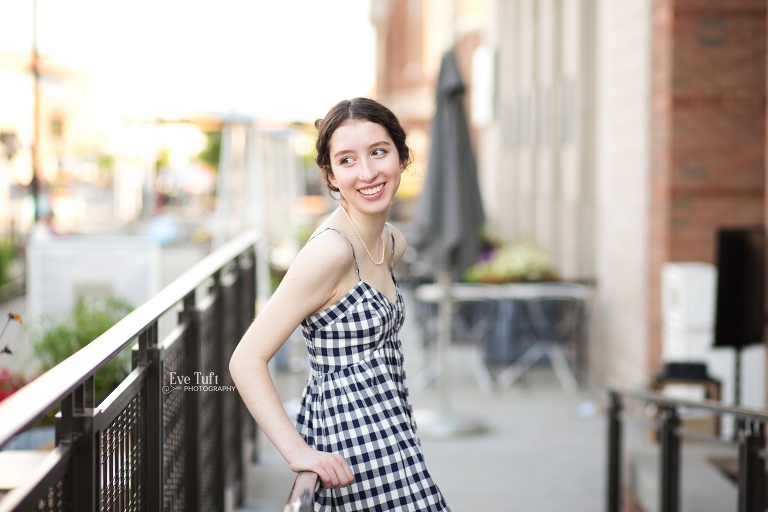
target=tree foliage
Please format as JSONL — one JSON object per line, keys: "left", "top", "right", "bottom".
{"left": 197, "top": 131, "right": 222, "bottom": 171}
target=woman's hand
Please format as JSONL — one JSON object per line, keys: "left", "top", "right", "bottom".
{"left": 288, "top": 446, "right": 354, "bottom": 489}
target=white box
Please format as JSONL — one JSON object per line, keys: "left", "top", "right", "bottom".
{"left": 662, "top": 319, "right": 713, "bottom": 362}
{"left": 662, "top": 263, "right": 717, "bottom": 330}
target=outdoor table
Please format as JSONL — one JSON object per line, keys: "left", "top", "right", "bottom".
{"left": 414, "top": 281, "right": 592, "bottom": 302}
{"left": 413, "top": 282, "right": 592, "bottom": 393}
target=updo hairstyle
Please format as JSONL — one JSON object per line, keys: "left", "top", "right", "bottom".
{"left": 315, "top": 97, "right": 412, "bottom": 195}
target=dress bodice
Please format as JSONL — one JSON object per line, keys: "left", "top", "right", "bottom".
{"left": 301, "top": 278, "right": 405, "bottom": 376}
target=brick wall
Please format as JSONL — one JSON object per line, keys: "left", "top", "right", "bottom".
{"left": 649, "top": 0, "right": 766, "bottom": 376}
{"left": 380, "top": 0, "right": 428, "bottom": 96}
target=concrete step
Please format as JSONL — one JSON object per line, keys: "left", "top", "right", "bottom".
{"left": 629, "top": 445, "right": 737, "bottom": 512}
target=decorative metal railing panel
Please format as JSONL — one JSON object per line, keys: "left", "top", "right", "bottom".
{"left": 36, "top": 480, "right": 67, "bottom": 512}
{"left": 0, "top": 231, "right": 260, "bottom": 512}
{"left": 222, "top": 276, "right": 241, "bottom": 497}
{"left": 15, "top": 446, "right": 72, "bottom": 512}
{"left": 99, "top": 375, "right": 145, "bottom": 512}
{"left": 199, "top": 295, "right": 223, "bottom": 512}
{"left": 160, "top": 328, "right": 187, "bottom": 512}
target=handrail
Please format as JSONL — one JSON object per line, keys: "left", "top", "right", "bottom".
{"left": 0, "top": 229, "right": 259, "bottom": 448}
{"left": 606, "top": 387, "right": 766, "bottom": 512}
{"left": 284, "top": 471, "right": 318, "bottom": 512}
{"left": 615, "top": 388, "right": 768, "bottom": 422}
{"left": 0, "top": 229, "right": 259, "bottom": 512}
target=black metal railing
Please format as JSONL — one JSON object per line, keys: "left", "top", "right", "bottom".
{"left": 0, "top": 230, "right": 259, "bottom": 512}
{"left": 606, "top": 388, "right": 767, "bottom": 512}
{"left": 283, "top": 472, "right": 317, "bottom": 512}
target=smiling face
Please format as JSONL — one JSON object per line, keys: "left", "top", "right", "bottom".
{"left": 327, "top": 120, "right": 404, "bottom": 213}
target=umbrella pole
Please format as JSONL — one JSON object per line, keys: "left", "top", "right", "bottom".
{"left": 413, "top": 267, "right": 488, "bottom": 439}
{"left": 437, "top": 268, "right": 452, "bottom": 413}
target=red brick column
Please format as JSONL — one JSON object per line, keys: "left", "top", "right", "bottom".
{"left": 650, "top": 0, "right": 766, "bottom": 378}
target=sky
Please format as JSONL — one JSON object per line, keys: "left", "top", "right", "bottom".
{"left": 0, "top": 0, "right": 377, "bottom": 123}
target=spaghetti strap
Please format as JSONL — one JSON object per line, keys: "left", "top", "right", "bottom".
{"left": 385, "top": 223, "right": 395, "bottom": 272}
{"left": 307, "top": 227, "right": 360, "bottom": 280}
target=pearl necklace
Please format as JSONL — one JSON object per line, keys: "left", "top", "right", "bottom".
{"left": 340, "top": 205, "right": 385, "bottom": 265}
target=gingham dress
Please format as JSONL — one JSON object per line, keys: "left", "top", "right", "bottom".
{"left": 295, "top": 226, "right": 450, "bottom": 512}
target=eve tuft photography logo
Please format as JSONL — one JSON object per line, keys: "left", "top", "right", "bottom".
{"left": 162, "top": 371, "right": 236, "bottom": 394}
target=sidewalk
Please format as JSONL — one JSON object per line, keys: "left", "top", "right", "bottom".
{"left": 241, "top": 289, "right": 606, "bottom": 511}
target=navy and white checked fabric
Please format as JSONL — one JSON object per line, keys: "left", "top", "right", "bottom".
{"left": 296, "top": 225, "right": 450, "bottom": 511}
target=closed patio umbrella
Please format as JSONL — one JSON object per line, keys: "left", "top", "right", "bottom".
{"left": 413, "top": 49, "right": 486, "bottom": 437}
{"left": 416, "top": 51, "right": 485, "bottom": 278}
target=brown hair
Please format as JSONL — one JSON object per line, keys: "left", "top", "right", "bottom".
{"left": 315, "top": 97, "right": 412, "bottom": 195}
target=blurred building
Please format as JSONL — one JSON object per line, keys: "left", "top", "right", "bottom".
{"left": 0, "top": 51, "right": 219, "bottom": 234}
{"left": 371, "top": 0, "right": 487, "bottom": 214}
{"left": 0, "top": 52, "right": 90, "bottom": 232}
{"left": 373, "top": 0, "right": 768, "bottom": 401}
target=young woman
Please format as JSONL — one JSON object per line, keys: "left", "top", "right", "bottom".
{"left": 229, "top": 98, "right": 450, "bottom": 511}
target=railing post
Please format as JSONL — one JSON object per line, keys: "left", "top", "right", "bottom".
{"left": 54, "top": 392, "right": 74, "bottom": 508}
{"left": 232, "top": 254, "right": 245, "bottom": 507}
{"left": 606, "top": 391, "right": 622, "bottom": 512}
{"left": 70, "top": 375, "right": 97, "bottom": 512}
{"left": 182, "top": 291, "right": 202, "bottom": 512}
{"left": 141, "top": 321, "right": 162, "bottom": 512}
{"left": 213, "top": 269, "right": 226, "bottom": 509}
{"left": 658, "top": 405, "right": 680, "bottom": 512}
{"left": 738, "top": 420, "right": 765, "bottom": 512}
{"left": 246, "top": 246, "right": 259, "bottom": 466}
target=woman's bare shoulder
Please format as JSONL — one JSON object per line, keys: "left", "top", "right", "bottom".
{"left": 386, "top": 223, "right": 408, "bottom": 266}
{"left": 294, "top": 227, "right": 355, "bottom": 277}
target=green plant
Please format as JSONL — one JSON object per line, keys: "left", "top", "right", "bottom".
{"left": 270, "top": 266, "right": 287, "bottom": 293}
{"left": 197, "top": 131, "right": 222, "bottom": 172}
{"left": 155, "top": 148, "right": 171, "bottom": 173}
{"left": 31, "top": 297, "right": 134, "bottom": 405}
{"left": 296, "top": 225, "right": 314, "bottom": 247}
{"left": 0, "top": 239, "right": 17, "bottom": 286}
